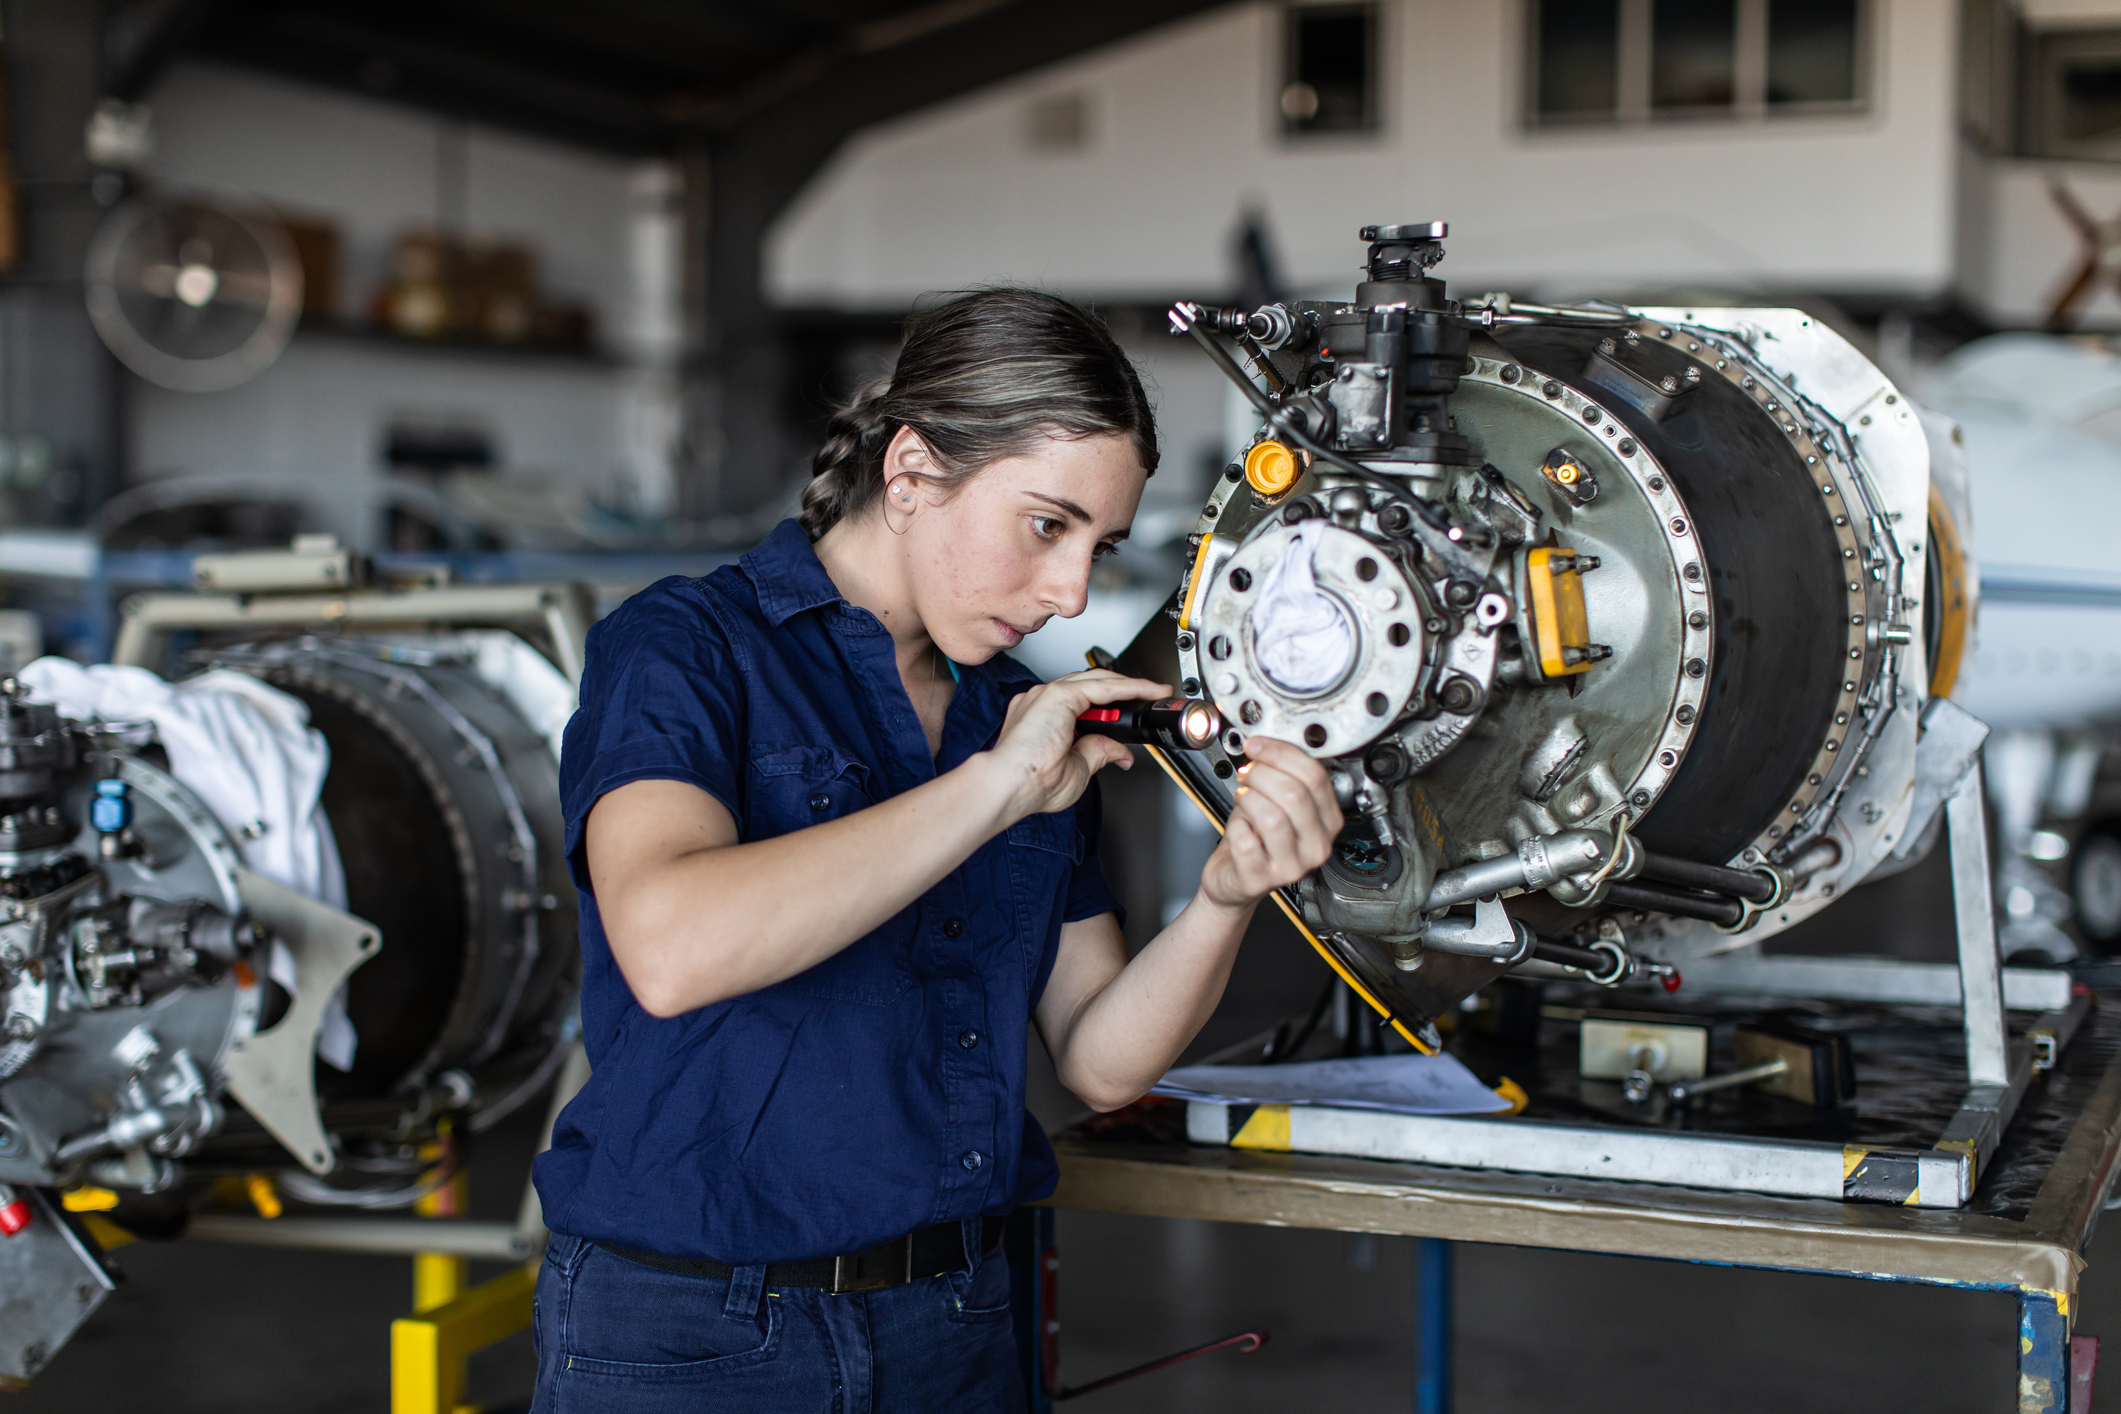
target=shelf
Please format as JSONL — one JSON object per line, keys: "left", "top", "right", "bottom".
{"left": 290, "top": 316, "right": 618, "bottom": 368}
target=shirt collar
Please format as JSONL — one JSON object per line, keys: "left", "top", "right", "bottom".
{"left": 741, "top": 518, "right": 845, "bottom": 627}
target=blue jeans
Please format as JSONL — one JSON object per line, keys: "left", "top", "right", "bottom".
{"left": 531, "top": 1229, "right": 1027, "bottom": 1413}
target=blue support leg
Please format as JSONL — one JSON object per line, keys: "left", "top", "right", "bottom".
{"left": 1007, "top": 1207, "right": 1057, "bottom": 1414}
{"left": 2019, "top": 1288, "right": 2070, "bottom": 1413}
{"left": 1416, "top": 1237, "right": 1453, "bottom": 1414}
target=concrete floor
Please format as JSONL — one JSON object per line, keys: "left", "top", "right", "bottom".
{"left": 12, "top": 838, "right": 2114, "bottom": 1412}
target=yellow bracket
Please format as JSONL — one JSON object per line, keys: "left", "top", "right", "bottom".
{"left": 391, "top": 1261, "right": 539, "bottom": 1414}
{"left": 1178, "top": 533, "right": 1217, "bottom": 630}
{"left": 1525, "top": 545, "right": 1593, "bottom": 677}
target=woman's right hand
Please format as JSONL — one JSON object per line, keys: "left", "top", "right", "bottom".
{"left": 985, "top": 668, "right": 1169, "bottom": 822}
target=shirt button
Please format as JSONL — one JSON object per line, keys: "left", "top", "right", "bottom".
{"left": 960, "top": 1150, "right": 983, "bottom": 1171}
{"left": 943, "top": 917, "right": 964, "bottom": 938}
{"left": 958, "top": 1029, "right": 980, "bottom": 1050}
{"left": 808, "top": 793, "right": 831, "bottom": 812}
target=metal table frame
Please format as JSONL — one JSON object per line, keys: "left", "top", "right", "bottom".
{"left": 1030, "top": 992, "right": 2121, "bottom": 1414}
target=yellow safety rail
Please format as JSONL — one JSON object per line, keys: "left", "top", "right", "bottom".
{"left": 390, "top": 1261, "right": 539, "bottom": 1414}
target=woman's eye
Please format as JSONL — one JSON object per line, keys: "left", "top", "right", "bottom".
{"left": 1093, "top": 542, "right": 1121, "bottom": 560}
{"left": 1031, "top": 516, "right": 1065, "bottom": 540}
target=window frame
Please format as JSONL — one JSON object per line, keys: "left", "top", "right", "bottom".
{"left": 1522, "top": 0, "right": 1872, "bottom": 131}
{"left": 2022, "top": 26, "right": 2121, "bottom": 162}
{"left": 1279, "top": 1, "right": 1385, "bottom": 141}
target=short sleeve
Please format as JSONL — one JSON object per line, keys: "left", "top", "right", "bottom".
{"left": 559, "top": 578, "right": 747, "bottom": 889}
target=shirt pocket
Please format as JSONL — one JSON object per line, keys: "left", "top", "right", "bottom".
{"left": 744, "top": 745, "right": 873, "bottom": 839}
{"left": 749, "top": 745, "right": 913, "bottom": 1007}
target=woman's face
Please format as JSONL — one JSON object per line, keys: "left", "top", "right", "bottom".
{"left": 893, "top": 430, "right": 1147, "bottom": 664}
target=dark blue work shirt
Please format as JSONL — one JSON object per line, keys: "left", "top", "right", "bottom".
{"left": 532, "top": 518, "right": 1120, "bottom": 1265}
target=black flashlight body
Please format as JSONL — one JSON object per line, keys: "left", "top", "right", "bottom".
{"left": 1074, "top": 698, "right": 1223, "bottom": 751}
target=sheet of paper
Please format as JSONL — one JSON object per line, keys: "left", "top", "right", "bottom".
{"left": 1153, "top": 1051, "right": 1513, "bottom": 1116}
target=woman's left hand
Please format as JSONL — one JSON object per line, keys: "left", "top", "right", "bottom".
{"left": 1198, "top": 737, "right": 1344, "bottom": 909}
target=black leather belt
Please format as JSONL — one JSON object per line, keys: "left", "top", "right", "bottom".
{"left": 600, "top": 1216, "right": 1007, "bottom": 1294}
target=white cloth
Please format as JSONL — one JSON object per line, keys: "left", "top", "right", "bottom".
{"left": 463, "top": 631, "right": 574, "bottom": 765}
{"left": 1249, "top": 522, "right": 1354, "bottom": 695}
{"left": 18, "top": 658, "right": 358, "bottom": 1069}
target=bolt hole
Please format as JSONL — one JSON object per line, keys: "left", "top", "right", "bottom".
{"left": 1208, "top": 634, "right": 1231, "bottom": 661}
{"left": 1387, "top": 623, "right": 1411, "bottom": 647}
{"left": 1213, "top": 759, "right": 1233, "bottom": 778}
{"left": 1303, "top": 724, "right": 1328, "bottom": 748}
{"left": 1229, "top": 567, "right": 1252, "bottom": 592}
{"left": 1356, "top": 557, "right": 1378, "bottom": 582}
{"left": 1366, "top": 692, "right": 1389, "bottom": 716}
{"left": 1240, "top": 701, "right": 1263, "bottom": 725}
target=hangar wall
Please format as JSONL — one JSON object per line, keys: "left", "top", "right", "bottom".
{"left": 123, "top": 62, "right": 683, "bottom": 548}
{"left": 767, "top": 0, "right": 1963, "bottom": 309}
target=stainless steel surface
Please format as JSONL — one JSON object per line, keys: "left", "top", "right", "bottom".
{"left": 1181, "top": 1099, "right": 1969, "bottom": 1206}
{"left": 1949, "top": 771, "right": 2011, "bottom": 1089}
{"left": 1671, "top": 956, "right": 2075, "bottom": 1011}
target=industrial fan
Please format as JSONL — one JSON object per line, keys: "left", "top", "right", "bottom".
{"left": 84, "top": 191, "right": 302, "bottom": 393}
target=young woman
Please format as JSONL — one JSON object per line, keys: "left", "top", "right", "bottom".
{"left": 530, "top": 289, "right": 1341, "bottom": 1413}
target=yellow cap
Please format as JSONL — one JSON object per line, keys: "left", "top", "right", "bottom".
{"left": 1243, "top": 440, "right": 1302, "bottom": 497}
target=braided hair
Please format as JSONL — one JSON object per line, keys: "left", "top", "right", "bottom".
{"left": 798, "top": 289, "right": 1158, "bottom": 539}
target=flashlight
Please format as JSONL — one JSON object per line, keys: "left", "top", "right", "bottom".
{"left": 1075, "top": 698, "right": 1224, "bottom": 751}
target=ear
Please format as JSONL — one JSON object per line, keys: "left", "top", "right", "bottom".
{"left": 879, "top": 426, "right": 932, "bottom": 527}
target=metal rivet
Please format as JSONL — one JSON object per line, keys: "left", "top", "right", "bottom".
{"left": 1670, "top": 518, "right": 1689, "bottom": 535}
{"left": 1617, "top": 438, "right": 1637, "bottom": 456}
{"left": 1684, "top": 658, "right": 1707, "bottom": 678}
{"left": 1632, "top": 789, "right": 1652, "bottom": 805}
{"left": 1542, "top": 380, "right": 1561, "bottom": 399}
{"left": 1676, "top": 705, "right": 1696, "bottom": 725}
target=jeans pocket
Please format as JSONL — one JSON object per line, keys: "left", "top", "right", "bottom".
{"left": 560, "top": 1248, "right": 782, "bottom": 1380}
{"left": 944, "top": 1246, "right": 1012, "bottom": 1325}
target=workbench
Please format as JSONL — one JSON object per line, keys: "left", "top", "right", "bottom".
{"left": 1028, "top": 995, "right": 2121, "bottom": 1414}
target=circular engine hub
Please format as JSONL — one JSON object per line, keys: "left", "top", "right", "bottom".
{"left": 1196, "top": 521, "right": 1428, "bottom": 759}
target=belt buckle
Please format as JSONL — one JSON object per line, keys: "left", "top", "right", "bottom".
{"left": 829, "top": 1236, "right": 913, "bottom": 1294}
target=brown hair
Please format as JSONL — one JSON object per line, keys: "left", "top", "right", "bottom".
{"left": 798, "top": 288, "right": 1158, "bottom": 539}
